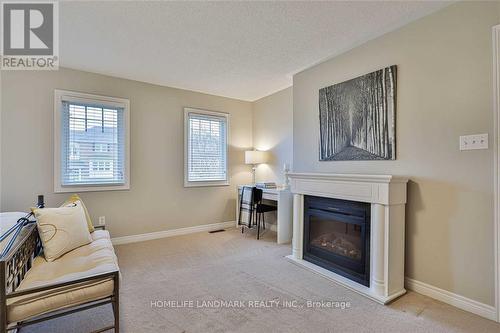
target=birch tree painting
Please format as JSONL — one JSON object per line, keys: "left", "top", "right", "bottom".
{"left": 319, "top": 65, "right": 396, "bottom": 161}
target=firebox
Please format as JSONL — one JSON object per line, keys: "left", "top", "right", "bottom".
{"left": 303, "top": 195, "right": 371, "bottom": 286}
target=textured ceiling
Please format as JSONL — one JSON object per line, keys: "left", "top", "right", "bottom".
{"left": 60, "top": 1, "right": 451, "bottom": 101}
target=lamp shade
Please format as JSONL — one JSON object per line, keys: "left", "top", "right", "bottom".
{"left": 245, "top": 150, "right": 268, "bottom": 164}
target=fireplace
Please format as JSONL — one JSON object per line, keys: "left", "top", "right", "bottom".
{"left": 303, "top": 195, "right": 370, "bottom": 286}
{"left": 287, "top": 173, "right": 407, "bottom": 304}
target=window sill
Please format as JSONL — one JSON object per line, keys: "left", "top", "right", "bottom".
{"left": 54, "top": 183, "right": 130, "bottom": 193}
{"left": 184, "top": 181, "right": 230, "bottom": 188}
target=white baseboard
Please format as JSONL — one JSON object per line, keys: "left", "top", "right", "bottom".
{"left": 111, "top": 221, "right": 235, "bottom": 246}
{"left": 405, "top": 277, "right": 497, "bottom": 321}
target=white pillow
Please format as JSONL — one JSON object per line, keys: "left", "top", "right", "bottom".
{"left": 34, "top": 203, "right": 92, "bottom": 261}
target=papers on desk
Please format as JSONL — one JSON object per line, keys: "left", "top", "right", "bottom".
{"left": 255, "top": 182, "right": 277, "bottom": 189}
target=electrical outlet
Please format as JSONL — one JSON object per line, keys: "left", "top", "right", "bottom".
{"left": 459, "top": 134, "right": 488, "bottom": 151}
{"left": 98, "top": 216, "right": 106, "bottom": 226}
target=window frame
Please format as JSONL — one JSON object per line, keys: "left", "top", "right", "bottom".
{"left": 184, "top": 107, "right": 230, "bottom": 188}
{"left": 54, "top": 89, "right": 130, "bottom": 193}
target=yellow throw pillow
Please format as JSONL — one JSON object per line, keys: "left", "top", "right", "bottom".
{"left": 33, "top": 204, "right": 92, "bottom": 261}
{"left": 62, "top": 194, "right": 95, "bottom": 233}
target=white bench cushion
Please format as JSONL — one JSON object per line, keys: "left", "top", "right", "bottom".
{"left": 7, "top": 231, "right": 119, "bottom": 323}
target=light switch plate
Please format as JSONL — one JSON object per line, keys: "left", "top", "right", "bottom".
{"left": 459, "top": 134, "right": 488, "bottom": 151}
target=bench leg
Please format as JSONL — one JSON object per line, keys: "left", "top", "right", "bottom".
{"left": 113, "top": 273, "right": 120, "bottom": 333}
{"left": 0, "top": 307, "right": 5, "bottom": 333}
{"left": 1, "top": 262, "right": 7, "bottom": 333}
{"left": 0, "top": 315, "right": 5, "bottom": 333}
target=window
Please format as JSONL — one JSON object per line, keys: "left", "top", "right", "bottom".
{"left": 93, "top": 143, "right": 110, "bottom": 152}
{"left": 184, "top": 108, "right": 229, "bottom": 187}
{"left": 89, "top": 160, "right": 114, "bottom": 178}
{"left": 54, "top": 90, "right": 130, "bottom": 192}
{"left": 69, "top": 143, "right": 80, "bottom": 160}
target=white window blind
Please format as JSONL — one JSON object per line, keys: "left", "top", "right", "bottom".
{"left": 61, "top": 101, "right": 125, "bottom": 186}
{"left": 186, "top": 111, "right": 228, "bottom": 184}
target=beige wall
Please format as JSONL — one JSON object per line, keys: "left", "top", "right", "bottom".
{"left": 252, "top": 87, "right": 293, "bottom": 184}
{"left": 293, "top": 1, "right": 499, "bottom": 305}
{"left": 1, "top": 68, "right": 253, "bottom": 238}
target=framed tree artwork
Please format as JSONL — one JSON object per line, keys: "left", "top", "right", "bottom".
{"left": 319, "top": 65, "right": 397, "bottom": 161}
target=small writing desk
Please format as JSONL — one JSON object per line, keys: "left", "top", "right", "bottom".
{"left": 236, "top": 185, "right": 293, "bottom": 244}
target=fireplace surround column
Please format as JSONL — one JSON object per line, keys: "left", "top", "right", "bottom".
{"left": 292, "top": 194, "right": 304, "bottom": 260}
{"left": 371, "top": 203, "right": 386, "bottom": 296}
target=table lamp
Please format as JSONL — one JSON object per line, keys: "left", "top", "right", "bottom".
{"left": 245, "top": 150, "right": 269, "bottom": 184}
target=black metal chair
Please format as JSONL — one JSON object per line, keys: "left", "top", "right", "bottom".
{"left": 254, "top": 189, "right": 277, "bottom": 237}
{"left": 238, "top": 186, "right": 277, "bottom": 240}
{"left": 238, "top": 186, "right": 256, "bottom": 232}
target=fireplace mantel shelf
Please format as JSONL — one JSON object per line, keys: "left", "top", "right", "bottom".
{"left": 287, "top": 172, "right": 409, "bottom": 184}
{"left": 287, "top": 172, "right": 408, "bottom": 206}
{"left": 286, "top": 172, "right": 408, "bottom": 304}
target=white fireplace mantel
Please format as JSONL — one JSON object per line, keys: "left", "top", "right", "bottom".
{"left": 286, "top": 172, "right": 408, "bottom": 304}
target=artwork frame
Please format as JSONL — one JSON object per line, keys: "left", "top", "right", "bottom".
{"left": 319, "top": 65, "right": 397, "bottom": 161}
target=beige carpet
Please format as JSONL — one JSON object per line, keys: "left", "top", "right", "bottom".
{"left": 23, "top": 228, "right": 500, "bottom": 332}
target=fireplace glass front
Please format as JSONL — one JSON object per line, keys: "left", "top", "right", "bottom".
{"left": 303, "top": 196, "right": 370, "bottom": 286}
